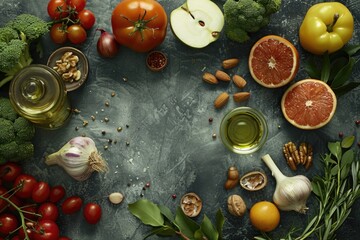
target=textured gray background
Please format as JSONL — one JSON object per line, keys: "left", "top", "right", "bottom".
{"left": 1, "top": 0, "right": 360, "bottom": 239}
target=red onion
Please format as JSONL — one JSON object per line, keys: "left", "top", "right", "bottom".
{"left": 96, "top": 28, "right": 119, "bottom": 58}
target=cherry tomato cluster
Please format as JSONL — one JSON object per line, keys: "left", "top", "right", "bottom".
{"left": 47, "top": 0, "right": 96, "bottom": 44}
{"left": 0, "top": 162, "right": 102, "bottom": 240}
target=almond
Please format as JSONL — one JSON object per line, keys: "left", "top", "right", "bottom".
{"left": 232, "top": 75, "right": 247, "bottom": 89}
{"left": 214, "top": 92, "right": 229, "bottom": 109}
{"left": 222, "top": 58, "right": 240, "bottom": 69}
{"left": 233, "top": 92, "right": 250, "bottom": 103}
{"left": 202, "top": 72, "right": 218, "bottom": 84}
{"left": 215, "top": 70, "right": 231, "bottom": 82}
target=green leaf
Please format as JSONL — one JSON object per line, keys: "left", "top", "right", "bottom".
{"left": 329, "top": 57, "right": 349, "bottom": 81}
{"left": 200, "top": 215, "right": 219, "bottom": 240}
{"left": 304, "top": 56, "right": 321, "bottom": 79}
{"left": 174, "top": 207, "right": 200, "bottom": 239}
{"left": 343, "top": 44, "right": 360, "bottom": 56}
{"left": 215, "top": 209, "right": 225, "bottom": 240}
{"left": 144, "top": 225, "right": 176, "bottom": 239}
{"left": 331, "top": 57, "right": 355, "bottom": 89}
{"left": 321, "top": 52, "right": 331, "bottom": 83}
{"left": 331, "top": 165, "right": 339, "bottom": 176}
{"left": 341, "top": 149, "right": 354, "bottom": 168}
{"left": 333, "top": 82, "right": 360, "bottom": 97}
{"left": 128, "top": 199, "right": 164, "bottom": 227}
{"left": 159, "top": 205, "right": 175, "bottom": 222}
{"left": 194, "top": 229, "right": 204, "bottom": 240}
{"left": 328, "top": 141, "right": 342, "bottom": 160}
{"left": 341, "top": 136, "right": 355, "bottom": 148}
{"left": 341, "top": 164, "right": 351, "bottom": 180}
{"left": 311, "top": 181, "right": 321, "bottom": 197}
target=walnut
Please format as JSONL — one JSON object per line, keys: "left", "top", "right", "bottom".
{"left": 227, "top": 194, "right": 246, "bottom": 217}
{"left": 180, "top": 193, "right": 202, "bottom": 217}
{"left": 53, "top": 51, "right": 81, "bottom": 82}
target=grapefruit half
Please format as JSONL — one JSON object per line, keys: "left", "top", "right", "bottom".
{"left": 249, "top": 35, "right": 299, "bottom": 88}
{"left": 281, "top": 79, "right": 337, "bottom": 130}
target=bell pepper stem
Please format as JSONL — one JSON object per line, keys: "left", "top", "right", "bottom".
{"left": 327, "top": 13, "right": 339, "bottom": 32}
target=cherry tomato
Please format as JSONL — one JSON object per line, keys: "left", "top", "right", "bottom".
{"left": 67, "top": 0, "right": 86, "bottom": 12}
{"left": 22, "top": 205, "right": 38, "bottom": 220}
{"left": 67, "top": 24, "right": 87, "bottom": 44}
{"left": 18, "top": 222, "right": 35, "bottom": 239}
{"left": 50, "top": 23, "right": 68, "bottom": 44}
{"left": 78, "top": 9, "right": 96, "bottom": 30}
{"left": 61, "top": 196, "right": 83, "bottom": 214}
{"left": 47, "top": 0, "right": 69, "bottom": 20}
{"left": 31, "top": 181, "right": 50, "bottom": 203}
{"left": 33, "top": 220, "right": 59, "bottom": 240}
{"left": 111, "top": 0, "right": 168, "bottom": 52}
{"left": 83, "top": 203, "right": 101, "bottom": 224}
{"left": 59, "top": 237, "right": 71, "bottom": 240}
{"left": 0, "top": 186, "right": 9, "bottom": 210}
{"left": 14, "top": 174, "right": 37, "bottom": 199}
{"left": 49, "top": 185, "right": 66, "bottom": 203}
{"left": 38, "top": 203, "right": 59, "bottom": 222}
{"left": 0, "top": 162, "right": 22, "bottom": 182}
{"left": 0, "top": 213, "right": 18, "bottom": 235}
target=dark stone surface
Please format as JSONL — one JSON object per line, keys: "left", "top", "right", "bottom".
{"left": 1, "top": 0, "right": 360, "bottom": 239}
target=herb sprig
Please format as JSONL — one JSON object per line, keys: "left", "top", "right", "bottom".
{"left": 304, "top": 45, "right": 360, "bottom": 97}
{"left": 256, "top": 136, "right": 360, "bottom": 240}
{"left": 128, "top": 198, "right": 225, "bottom": 239}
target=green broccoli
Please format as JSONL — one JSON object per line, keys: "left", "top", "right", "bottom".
{"left": 223, "top": 0, "right": 282, "bottom": 43}
{"left": 0, "top": 98, "right": 35, "bottom": 164}
{"left": 0, "top": 14, "right": 49, "bottom": 88}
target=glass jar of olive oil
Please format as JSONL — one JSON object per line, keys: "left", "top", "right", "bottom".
{"left": 9, "top": 65, "right": 71, "bottom": 129}
{"left": 220, "top": 107, "right": 268, "bottom": 154}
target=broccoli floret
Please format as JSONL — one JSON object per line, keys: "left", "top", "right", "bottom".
{"left": 0, "top": 98, "right": 35, "bottom": 163}
{"left": 0, "top": 14, "right": 49, "bottom": 88}
{"left": 223, "top": 0, "right": 282, "bottom": 43}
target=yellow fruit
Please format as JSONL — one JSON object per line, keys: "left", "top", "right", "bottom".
{"left": 249, "top": 201, "right": 280, "bottom": 232}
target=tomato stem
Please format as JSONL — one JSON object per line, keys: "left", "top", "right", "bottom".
{"left": 121, "top": 10, "right": 159, "bottom": 42}
{"left": 327, "top": 13, "right": 339, "bottom": 32}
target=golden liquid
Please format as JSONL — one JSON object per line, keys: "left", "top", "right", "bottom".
{"left": 225, "top": 113, "right": 263, "bottom": 149}
{"left": 9, "top": 65, "right": 71, "bottom": 129}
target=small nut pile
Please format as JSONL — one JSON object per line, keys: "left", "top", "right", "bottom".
{"left": 283, "top": 142, "right": 313, "bottom": 170}
{"left": 202, "top": 58, "right": 250, "bottom": 109}
{"left": 53, "top": 51, "right": 81, "bottom": 82}
{"left": 180, "top": 192, "right": 202, "bottom": 217}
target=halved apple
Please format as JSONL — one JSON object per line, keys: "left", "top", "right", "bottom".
{"left": 170, "top": 0, "right": 224, "bottom": 48}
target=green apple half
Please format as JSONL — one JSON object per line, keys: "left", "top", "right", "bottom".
{"left": 170, "top": 0, "right": 224, "bottom": 48}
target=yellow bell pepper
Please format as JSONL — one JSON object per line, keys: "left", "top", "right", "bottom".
{"left": 299, "top": 2, "right": 354, "bottom": 55}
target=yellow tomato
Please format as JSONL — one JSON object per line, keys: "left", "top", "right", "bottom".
{"left": 249, "top": 201, "right": 280, "bottom": 232}
{"left": 299, "top": 2, "right": 354, "bottom": 55}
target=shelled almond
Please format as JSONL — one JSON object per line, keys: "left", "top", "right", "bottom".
{"left": 222, "top": 58, "right": 239, "bottom": 69}
{"left": 215, "top": 70, "right": 231, "bottom": 82}
{"left": 233, "top": 92, "right": 250, "bottom": 102}
{"left": 232, "top": 75, "right": 247, "bottom": 89}
{"left": 214, "top": 92, "right": 229, "bottom": 109}
{"left": 202, "top": 72, "right": 218, "bottom": 84}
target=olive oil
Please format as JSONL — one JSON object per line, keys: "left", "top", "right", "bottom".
{"left": 220, "top": 107, "right": 268, "bottom": 154}
{"left": 9, "top": 65, "right": 71, "bottom": 129}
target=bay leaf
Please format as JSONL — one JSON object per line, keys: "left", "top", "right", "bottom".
{"left": 200, "top": 215, "right": 219, "bottom": 240}
{"left": 321, "top": 52, "right": 331, "bottom": 83}
{"left": 331, "top": 58, "right": 355, "bottom": 89}
{"left": 128, "top": 199, "right": 164, "bottom": 227}
{"left": 216, "top": 209, "right": 225, "bottom": 240}
{"left": 174, "top": 207, "right": 199, "bottom": 238}
{"left": 341, "top": 135, "right": 355, "bottom": 148}
{"left": 328, "top": 142, "right": 342, "bottom": 161}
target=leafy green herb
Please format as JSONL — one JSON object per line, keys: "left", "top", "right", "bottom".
{"left": 128, "top": 198, "right": 225, "bottom": 239}
{"left": 257, "top": 136, "right": 360, "bottom": 240}
{"left": 304, "top": 44, "right": 360, "bottom": 96}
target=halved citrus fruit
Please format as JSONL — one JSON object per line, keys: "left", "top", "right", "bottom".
{"left": 281, "top": 79, "right": 337, "bottom": 130}
{"left": 249, "top": 35, "right": 300, "bottom": 88}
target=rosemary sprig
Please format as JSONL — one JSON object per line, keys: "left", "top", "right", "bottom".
{"left": 256, "top": 136, "right": 360, "bottom": 240}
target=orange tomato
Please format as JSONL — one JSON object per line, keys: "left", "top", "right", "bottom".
{"left": 249, "top": 201, "right": 280, "bottom": 232}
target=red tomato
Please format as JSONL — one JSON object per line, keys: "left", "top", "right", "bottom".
{"left": 38, "top": 202, "right": 59, "bottom": 221}
{"left": 47, "top": 0, "right": 69, "bottom": 20}
{"left": 32, "top": 182, "right": 51, "bottom": 203}
{"left": 0, "top": 162, "right": 22, "bottom": 182}
{"left": 33, "top": 220, "right": 59, "bottom": 240}
{"left": 67, "top": 0, "right": 86, "bottom": 12}
{"left": 61, "top": 196, "right": 83, "bottom": 214}
{"left": 49, "top": 185, "right": 66, "bottom": 203}
{"left": 59, "top": 237, "right": 71, "bottom": 240}
{"left": 67, "top": 24, "right": 87, "bottom": 44}
{"left": 18, "top": 223, "right": 35, "bottom": 239}
{"left": 21, "top": 205, "right": 38, "bottom": 220}
{"left": 83, "top": 203, "right": 101, "bottom": 224}
{"left": 111, "top": 0, "right": 168, "bottom": 52}
{"left": 14, "top": 174, "right": 37, "bottom": 199}
{"left": 0, "top": 186, "right": 9, "bottom": 210}
{"left": 49, "top": 185, "right": 65, "bottom": 203}
{"left": 0, "top": 213, "right": 18, "bottom": 235}
{"left": 50, "top": 23, "right": 68, "bottom": 44}
{"left": 78, "top": 9, "right": 96, "bottom": 30}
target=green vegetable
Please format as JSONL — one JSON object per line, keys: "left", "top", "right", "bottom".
{"left": 128, "top": 198, "right": 225, "bottom": 239}
{"left": 223, "top": 0, "right": 282, "bottom": 43}
{"left": 256, "top": 136, "right": 360, "bottom": 240}
{"left": 0, "top": 14, "right": 49, "bottom": 87}
{"left": 0, "top": 98, "right": 35, "bottom": 164}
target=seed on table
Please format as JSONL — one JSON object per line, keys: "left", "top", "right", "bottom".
{"left": 105, "top": 101, "right": 110, "bottom": 107}
{"left": 104, "top": 145, "right": 109, "bottom": 150}
{"left": 109, "top": 192, "right": 124, "bottom": 204}
{"left": 208, "top": 117, "right": 213, "bottom": 123}
{"left": 104, "top": 117, "right": 109, "bottom": 122}
{"left": 75, "top": 126, "right": 79, "bottom": 131}
{"left": 91, "top": 115, "right": 96, "bottom": 121}
{"left": 117, "top": 127, "right": 122, "bottom": 132}
{"left": 102, "top": 130, "right": 106, "bottom": 135}
{"left": 122, "top": 77, "right": 128, "bottom": 82}
{"left": 111, "top": 92, "right": 116, "bottom": 97}
{"left": 83, "top": 120, "right": 88, "bottom": 127}
{"left": 172, "top": 194, "right": 177, "bottom": 199}
{"left": 126, "top": 141, "right": 130, "bottom": 146}
{"left": 212, "top": 133, "right": 217, "bottom": 139}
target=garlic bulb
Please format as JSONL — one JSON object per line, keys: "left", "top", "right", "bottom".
{"left": 262, "top": 154, "right": 312, "bottom": 214}
{"left": 45, "top": 136, "right": 108, "bottom": 181}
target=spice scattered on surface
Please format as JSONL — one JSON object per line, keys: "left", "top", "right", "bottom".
{"left": 126, "top": 141, "right": 130, "bottom": 146}
{"left": 146, "top": 51, "right": 167, "bottom": 71}
{"left": 208, "top": 117, "right": 213, "bottom": 123}
{"left": 339, "top": 132, "right": 344, "bottom": 138}
{"left": 126, "top": 124, "right": 129, "bottom": 128}
{"left": 91, "top": 115, "right": 96, "bottom": 121}
{"left": 145, "top": 182, "right": 150, "bottom": 188}
{"left": 117, "top": 127, "right": 123, "bottom": 132}
{"left": 111, "top": 92, "right": 116, "bottom": 97}
{"left": 356, "top": 120, "right": 360, "bottom": 125}
{"left": 105, "top": 101, "right": 110, "bottom": 107}
{"left": 122, "top": 77, "right": 128, "bottom": 82}
{"left": 172, "top": 194, "right": 177, "bottom": 199}
{"left": 82, "top": 120, "right": 88, "bottom": 127}
{"left": 104, "top": 145, "right": 108, "bottom": 150}
{"left": 104, "top": 117, "right": 109, "bottom": 122}
{"left": 75, "top": 126, "right": 79, "bottom": 131}
{"left": 101, "top": 130, "right": 106, "bottom": 135}
{"left": 212, "top": 133, "right": 217, "bottom": 139}
{"left": 72, "top": 108, "right": 81, "bottom": 114}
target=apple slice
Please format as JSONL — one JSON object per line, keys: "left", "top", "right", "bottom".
{"left": 170, "top": 0, "right": 224, "bottom": 48}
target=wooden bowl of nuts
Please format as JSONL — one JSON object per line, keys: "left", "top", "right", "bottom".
{"left": 47, "top": 47, "right": 89, "bottom": 91}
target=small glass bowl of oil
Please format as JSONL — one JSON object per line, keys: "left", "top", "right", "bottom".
{"left": 220, "top": 107, "right": 268, "bottom": 154}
